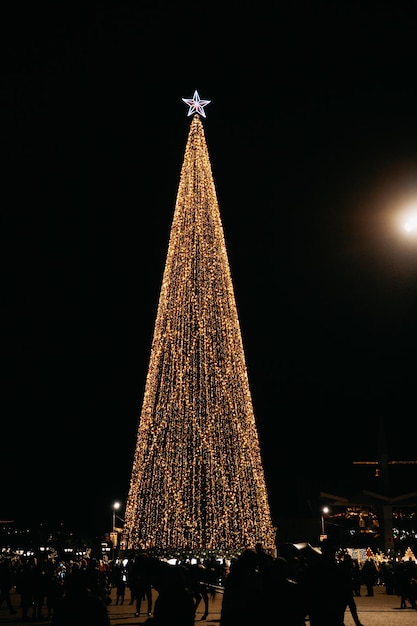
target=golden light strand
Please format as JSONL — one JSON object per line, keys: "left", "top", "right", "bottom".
{"left": 123, "top": 115, "right": 275, "bottom": 557}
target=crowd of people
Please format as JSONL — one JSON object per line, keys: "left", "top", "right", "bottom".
{"left": 0, "top": 553, "right": 112, "bottom": 623}
{"left": 220, "top": 541, "right": 417, "bottom": 625}
{"left": 1, "top": 541, "right": 417, "bottom": 624}
{"left": 0, "top": 551, "right": 223, "bottom": 625}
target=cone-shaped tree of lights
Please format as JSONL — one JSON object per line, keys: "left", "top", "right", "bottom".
{"left": 123, "top": 100, "right": 275, "bottom": 557}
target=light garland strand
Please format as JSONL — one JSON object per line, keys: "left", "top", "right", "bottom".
{"left": 123, "top": 114, "right": 276, "bottom": 557}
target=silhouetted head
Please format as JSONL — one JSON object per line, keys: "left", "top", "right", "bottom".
{"left": 65, "top": 565, "right": 89, "bottom": 596}
{"left": 273, "top": 556, "right": 289, "bottom": 580}
{"left": 236, "top": 549, "right": 258, "bottom": 569}
{"left": 320, "top": 538, "right": 337, "bottom": 559}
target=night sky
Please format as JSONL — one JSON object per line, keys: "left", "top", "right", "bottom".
{"left": 3, "top": 3, "right": 417, "bottom": 538}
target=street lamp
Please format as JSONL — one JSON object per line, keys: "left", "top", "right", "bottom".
{"left": 112, "top": 501, "right": 121, "bottom": 532}
{"left": 321, "top": 506, "right": 329, "bottom": 536}
{"left": 111, "top": 501, "right": 121, "bottom": 561}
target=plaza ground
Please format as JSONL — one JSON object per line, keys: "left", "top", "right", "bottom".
{"left": 2, "top": 582, "right": 417, "bottom": 625}
{"left": 106, "top": 585, "right": 417, "bottom": 626}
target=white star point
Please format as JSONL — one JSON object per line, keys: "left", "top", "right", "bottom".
{"left": 182, "top": 90, "right": 211, "bottom": 118}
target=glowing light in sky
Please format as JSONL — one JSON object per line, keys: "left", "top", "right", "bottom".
{"left": 403, "top": 211, "right": 417, "bottom": 235}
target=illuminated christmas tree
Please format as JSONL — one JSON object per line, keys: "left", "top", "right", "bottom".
{"left": 403, "top": 547, "right": 416, "bottom": 562}
{"left": 123, "top": 92, "right": 275, "bottom": 557}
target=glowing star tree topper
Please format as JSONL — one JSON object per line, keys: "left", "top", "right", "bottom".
{"left": 182, "top": 90, "right": 211, "bottom": 117}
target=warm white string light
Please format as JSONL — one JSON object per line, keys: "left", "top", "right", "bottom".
{"left": 123, "top": 113, "right": 275, "bottom": 558}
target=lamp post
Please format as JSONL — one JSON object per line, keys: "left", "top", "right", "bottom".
{"left": 112, "top": 501, "right": 121, "bottom": 561}
{"left": 321, "top": 506, "right": 329, "bottom": 537}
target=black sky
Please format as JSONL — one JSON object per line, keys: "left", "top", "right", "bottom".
{"left": 2, "top": 2, "right": 417, "bottom": 537}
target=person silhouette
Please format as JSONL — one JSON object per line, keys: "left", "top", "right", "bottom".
{"left": 51, "top": 562, "right": 110, "bottom": 626}
{"left": 270, "top": 556, "right": 308, "bottom": 625}
{"left": 15, "top": 555, "right": 36, "bottom": 621}
{"left": 0, "top": 558, "right": 17, "bottom": 615}
{"left": 307, "top": 539, "right": 346, "bottom": 626}
{"left": 338, "top": 552, "right": 365, "bottom": 626}
{"left": 351, "top": 558, "right": 362, "bottom": 596}
{"left": 129, "top": 555, "right": 153, "bottom": 617}
{"left": 361, "top": 557, "right": 377, "bottom": 597}
{"left": 220, "top": 549, "right": 267, "bottom": 625}
{"left": 180, "top": 561, "right": 210, "bottom": 620}
{"left": 111, "top": 562, "right": 127, "bottom": 605}
{"left": 133, "top": 556, "right": 194, "bottom": 626}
